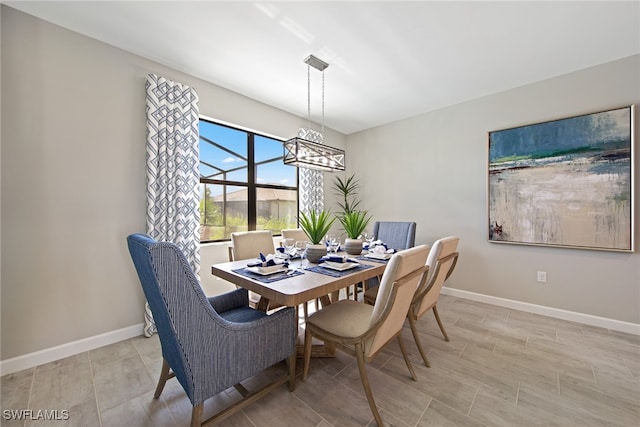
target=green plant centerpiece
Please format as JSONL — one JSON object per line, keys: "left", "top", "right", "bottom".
{"left": 299, "top": 210, "right": 335, "bottom": 263}
{"left": 333, "top": 174, "right": 372, "bottom": 255}
{"left": 332, "top": 174, "right": 362, "bottom": 215}
{"left": 339, "top": 210, "right": 372, "bottom": 255}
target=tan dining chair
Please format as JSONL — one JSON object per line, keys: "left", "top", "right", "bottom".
{"left": 302, "top": 245, "right": 430, "bottom": 426}
{"left": 281, "top": 228, "right": 318, "bottom": 316}
{"left": 365, "top": 236, "right": 459, "bottom": 367}
{"left": 281, "top": 228, "right": 308, "bottom": 243}
{"left": 230, "top": 230, "right": 277, "bottom": 310}
{"left": 230, "top": 230, "right": 275, "bottom": 262}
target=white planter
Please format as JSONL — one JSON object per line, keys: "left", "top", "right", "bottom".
{"left": 305, "top": 244, "right": 327, "bottom": 263}
{"left": 344, "top": 238, "right": 363, "bottom": 255}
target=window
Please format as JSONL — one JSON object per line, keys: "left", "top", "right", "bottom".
{"left": 199, "top": 119, "right": 298, "bottom": 242}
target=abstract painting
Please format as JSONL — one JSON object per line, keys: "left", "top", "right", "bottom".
{"left": 488, "top": 106, "right": 634, "bottom": 252}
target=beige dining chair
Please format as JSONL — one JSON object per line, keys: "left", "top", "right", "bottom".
{"left": 230, "top": 230, "right": 278, "bottom": 310}
{"left": 281, "top": 228, "right": 320, "bottom": 318}
{"left": 365, "top": 236, "right": 459, "bottom": 367}
{"left": 302, "top": 245, "right": 430, "bottom": 426}
{"left": 281, "top": 228, "right": 308, "bottom": 243}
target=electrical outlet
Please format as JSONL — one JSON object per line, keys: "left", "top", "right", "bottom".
{"left": 537, "top": 271, "right": 547, "bottom": 283}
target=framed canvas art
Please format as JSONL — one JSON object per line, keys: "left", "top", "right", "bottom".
{"left": 488, "top": 105, "right": 634, "bottom": 252}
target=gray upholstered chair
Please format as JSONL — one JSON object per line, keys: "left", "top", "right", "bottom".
{"left": 302, "top": 245, "right": 430, "bottom": 426}
{"left": 371, "top": 221, "right": 416, "bottom": 250}
{"left": 360, "top": 221, "right": 417, "bottom": 299}
{"left": 365, "top": 236, "right": 459, "bottom": 367}
{"left": 127, "top": 234, "right": 296, "bottom": 427}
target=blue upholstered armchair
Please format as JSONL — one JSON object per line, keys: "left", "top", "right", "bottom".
{"left": 126, "top": 234, "right": 297, "bottom": 427}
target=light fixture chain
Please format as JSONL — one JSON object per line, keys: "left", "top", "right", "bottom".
{"left": 321, "top": 69, "right": 325, "bottom": 136}
{"left": 307, "top": 62, "right": 311, "bottom": 131}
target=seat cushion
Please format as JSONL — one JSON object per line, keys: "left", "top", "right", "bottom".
{"left": 307, "top": 300, "right": 373, "bottom": 338}
{"left": 219, "top": 306, "right": 268, "bottom": 323}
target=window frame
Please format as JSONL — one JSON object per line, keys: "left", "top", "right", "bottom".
{"left": 199, "top": 118, "right": 299, "bottom": 243}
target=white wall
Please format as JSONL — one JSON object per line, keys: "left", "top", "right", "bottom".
{"left": 347, "top": 54, "right": 640, "bottom": 324}
{"left": 0, "top": 6, "right": 345, "bottom": 363}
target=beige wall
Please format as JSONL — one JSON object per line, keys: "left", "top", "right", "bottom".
{"left": 0, "top": 6, "right": 344, "bottom": 360}
{"left": 1, "top": 5, "right": 638, "bottom": 365}
{"left": 347, "top": 54, "right": 640, "bottom": 324}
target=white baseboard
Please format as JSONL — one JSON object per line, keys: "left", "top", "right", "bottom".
{"left": 442, "top": 287, "right": 640, "bottom": 336}
{"left": 0, "top": 323, "right": 144, "bottom": 376}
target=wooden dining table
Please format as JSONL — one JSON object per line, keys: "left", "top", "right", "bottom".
{"left": 211, "top": 254, "right": 388, "bottom": 356}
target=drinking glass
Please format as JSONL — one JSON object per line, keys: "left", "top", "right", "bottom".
{"left": 364, "top": 232, "right": 375, "bottom": 249}
{"left": 283, "top": 238, "right": 295, "bottom": 259}
{"left": 294, "top": 240, "right": 308, "bottom": 269}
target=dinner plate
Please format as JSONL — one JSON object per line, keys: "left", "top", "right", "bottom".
{"left": 247, "top": 265, "right": 288, "bottom": 275}
{"left": 365, "top": 252, "right": 392, "bottom": 260}
{"left": 321, "top": 261, "right": 359, "bottom": 271}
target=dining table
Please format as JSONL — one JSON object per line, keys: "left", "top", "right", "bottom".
{"left": 210, "top": 252, "right": 390, "bottom": 356}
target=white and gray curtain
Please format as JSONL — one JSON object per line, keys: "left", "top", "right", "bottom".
{"left": 144, "top": 73, "right": 200, "bottom": 336}
{"left": 297, "top": 127, "right": 325, "bottom": 214}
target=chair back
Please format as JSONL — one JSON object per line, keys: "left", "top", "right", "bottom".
{"left": 414, "top": 236, "right": 459, "bottom": 317}
{"left": 372, "top": 221, "right": 416, "bottom": 250}
{"left": 367, "top": 244, "right": 430, "bottom": 356}
{"left": 281, "top": 228, "right": 308, "bottom": 243}
{"left": 230, "top": 230, "right": 275, "bottom": 261}
{"left": 127, "top": 233, "right": 218, "bottom": 403}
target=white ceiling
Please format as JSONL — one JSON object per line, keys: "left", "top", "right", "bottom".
{"left": 5, "top": 1, "right": 640, "bottom": 135}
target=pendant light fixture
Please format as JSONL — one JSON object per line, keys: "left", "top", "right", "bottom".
{"left": 283, "top": 55, "right": 345, "bottom": 172}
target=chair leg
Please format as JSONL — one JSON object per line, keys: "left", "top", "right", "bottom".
{"left": 432, "top": 305, "right": 450, "bottom": 342}
{"left": 355, "top": 343, "right": 384, "bottom": 427}
{"left": 303, "top": 302, "right": 308, "bottom": 320}
{"left": 408, "top": 315, "right": 430, "bottom": 367}
{"left": 302, "top": 327, "right": 313, "bottom": 381}
{"left": 397, "top": 335, "right": 417, "bottom": 381}
{"left": 154, "top": 359, "right": 171, "bottom": 398}
{"left": 287, "top": 352, "right": 297, "bottom": 391}
{"left": 190, "top": 403, "right": 203, "bottom": 427}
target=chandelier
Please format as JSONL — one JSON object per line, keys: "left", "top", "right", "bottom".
{"left": 283, "top": 55, "right": 345, "bottom": 172}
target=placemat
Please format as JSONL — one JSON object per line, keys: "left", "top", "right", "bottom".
{"left": 232, "top": 268, "right": 304, "bottom": 283}
{"left": 306, "top": 263, "right": 374, "bottom": 278}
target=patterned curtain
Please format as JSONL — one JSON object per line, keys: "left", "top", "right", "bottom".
{"left": 143, "top": 73, "right": 200, "bottom": 336}
{"left": 297, "top": 127, "right": 325, "bottom": 214}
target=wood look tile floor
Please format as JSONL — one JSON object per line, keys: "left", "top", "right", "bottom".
{"left": 2, "top": 294, "right": 639, "bottom": 426}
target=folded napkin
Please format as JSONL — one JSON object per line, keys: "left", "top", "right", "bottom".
{"left": 318, "top": 255, "right": 359, "bottom": 264}
{"left": 369, "top": 240, "right": 397, "bottom": 254}
{"left": 247, "top": 253, "right": 289, "bottom": 267}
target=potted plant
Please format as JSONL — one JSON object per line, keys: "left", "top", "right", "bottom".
{"left": 339, "top": 210, "right": 372, "bottom": 255}
{"left": 299, "top": 210, "right": 336, "bottom": 263}
{"left": 332, "top": 174, "right": 362, "bottom": 215}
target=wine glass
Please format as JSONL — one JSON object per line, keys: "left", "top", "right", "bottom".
{"left": 283, "top": 238, "right": 295, "bottom": 259}
{"left": 363, "top": 232, "right": 375, "bottom": 250}
{"left": 294, "top": 240, "right": 308, "bottom": 269}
